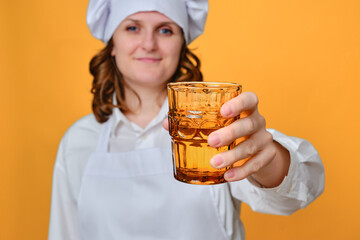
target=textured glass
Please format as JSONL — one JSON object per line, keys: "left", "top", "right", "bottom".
{"left": 168, "top": 82, "right": 242, "bottom": 185}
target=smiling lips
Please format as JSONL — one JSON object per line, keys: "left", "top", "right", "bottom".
{"left": 136, "top": 57, "right": 161, "bottom": 63}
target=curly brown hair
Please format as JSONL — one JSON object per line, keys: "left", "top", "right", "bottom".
{"left": 89, "top": 37, "right": 203, "bottom": 123}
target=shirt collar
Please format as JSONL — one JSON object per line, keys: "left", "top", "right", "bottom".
{"left": 111, "top": 94, "right": 169, "bottom": 134}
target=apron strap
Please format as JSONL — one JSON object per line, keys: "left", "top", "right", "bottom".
{"left": 95, "top": 116, "right": 113, "bottom": 153}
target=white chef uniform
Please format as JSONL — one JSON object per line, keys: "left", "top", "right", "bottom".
{"left": 48, "top": 99, "right": 325, "bottom": 240}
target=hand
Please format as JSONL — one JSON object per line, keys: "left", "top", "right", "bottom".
{"left": 162, "top": 92, "right": 290, "bottom": 188}
{"left": 207, "top": 92, "right": 290, "bottom": 187}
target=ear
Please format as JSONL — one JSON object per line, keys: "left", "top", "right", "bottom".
{"left": 111, "top": 47, "right": 115, "bottom": 56}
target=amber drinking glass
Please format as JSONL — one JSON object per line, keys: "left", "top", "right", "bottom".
{"left": 167, "top": 82, "right": 242, "bottom": 185}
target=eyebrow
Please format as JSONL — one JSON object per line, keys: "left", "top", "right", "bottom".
{"left": 124, "top": 18, "right": 177, "bottom": 26}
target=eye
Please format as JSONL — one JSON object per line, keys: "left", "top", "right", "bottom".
{"left": 126, "top": 26, "right": 138, "bottom": 32}
{"left": 159, "top": 28, "right": 173, "bottom": 35}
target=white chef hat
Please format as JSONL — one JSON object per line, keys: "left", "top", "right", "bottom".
{"left": 86, "top": 0, "right": 208, "bottom": 45}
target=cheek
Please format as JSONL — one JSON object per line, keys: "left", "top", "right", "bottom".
{"left": 112, "top": 35, "right": 136, "bottom": 56}
{"left": 114, "top": 55, "right": 130, "bottom": 76}
{"left": 112, "top": 40, "right": 135, "bottom": 69}
{"left": 165, "top": 42, "right": 183, "bottom": 66}
{"left": 164, "top": 40, "right": 183, "bottom": 60}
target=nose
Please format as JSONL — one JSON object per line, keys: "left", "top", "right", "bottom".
{"left": 140, "top": 31, "right": 157, "bottom": 52}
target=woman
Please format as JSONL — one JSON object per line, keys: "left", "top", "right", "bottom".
{"left": 48, "top": 0, "right": 325, "bottom": 239}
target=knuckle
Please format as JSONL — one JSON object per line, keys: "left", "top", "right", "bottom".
{"left": 224, "top": 125, "right": 238, "bottom": 143}
{"left": 227, "top": 150, "right": 238, "bottom": 164}
{"left": 268, "top": 145, "right": 277, "bottom": 159}
{"left": 233, "top": 121, "right": 244, "bottom": 139}
{"left": 246, "top": 140, "right": 257, "bottom": 157}
{"left": 247, "top": 117, "right": 256, "bottom": 133}
{"left": 229, "top": 128, "right": 237, "bottom": 141}
{"left": 251, "top": 93, "right": 259, "bottom": 106}
{"left": 252, "top": 161, "right": 262, "bottom": 173}
{"left": 264, "top": 131, "right": 274, "bottom": 143}
{"left": 230, "top": 145, "right": 242, "bottom": 161}
{"left": 259, "top": 114, "right": 266, "bottom": 127}
{"left": 221, "top": 129, "right": 233, "bottom": 144}
{"left": 236, "top": 97, "right": 246, "bottom": 112}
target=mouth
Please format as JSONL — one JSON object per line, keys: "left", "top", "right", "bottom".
{"left": 136, "top": 57, "right": 162, "bottom": 63}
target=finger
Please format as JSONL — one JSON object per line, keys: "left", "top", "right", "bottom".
{"left": 220, "top": 92, "right": 259, "bottom": 118}
{"left": 223, "top": 144, "right": 277, "bottom": 182}
{"left": 210, "top": 130, "right": 273, "bottom": 169}
{"left": 162, "top": 118, "right": 169, "bottom": 130}
{"left": 208, "top": 110, "right": 266, "bottom": 147}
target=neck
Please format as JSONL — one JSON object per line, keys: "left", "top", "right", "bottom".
{"left": 123, "top": 84, "right": 167, "bottom": 128}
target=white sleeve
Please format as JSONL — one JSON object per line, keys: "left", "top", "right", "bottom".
{"left": 48, "top": 137, "right": 81, "bottom": 240}
{"left": 229, "top": 129, "right": 325, "bottom": 216}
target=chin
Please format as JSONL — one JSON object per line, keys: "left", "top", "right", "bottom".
{"left": 132, "top": 74, "right": 170, "bottom": 87}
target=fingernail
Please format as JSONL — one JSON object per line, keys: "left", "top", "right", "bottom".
{"left": 210, "top": 156, "right": 224, "bottom": 168}
{"left": 208, "top": 133, "right": 220, "bottom": 146}
{"left": 221, "top": 105, "right": 232, "bottom": 117}
{"left": 225, "top": 170, "right": 235, "bottom": 180}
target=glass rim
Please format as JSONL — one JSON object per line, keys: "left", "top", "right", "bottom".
{"left": 167, "top": 81, "right": 241, "bottom": 89}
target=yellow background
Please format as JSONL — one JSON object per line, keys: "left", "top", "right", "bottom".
{"left": 1, "top": 0, "right": 359, "bottom": 239}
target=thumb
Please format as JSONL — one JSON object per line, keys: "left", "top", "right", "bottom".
{"left": 162, "top": 118, "right": 169, "bottom": 131}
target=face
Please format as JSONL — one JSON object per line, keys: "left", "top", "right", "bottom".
{"left": 111, "top": 11, "right": 184, "bottom": 90}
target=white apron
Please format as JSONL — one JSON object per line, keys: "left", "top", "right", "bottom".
{"left": 78, "top": 117, "right": 229, "bottom": 240}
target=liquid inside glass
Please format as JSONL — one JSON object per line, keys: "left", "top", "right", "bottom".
{"left": 169, "top": 118, "right": 237, "bottom": 185}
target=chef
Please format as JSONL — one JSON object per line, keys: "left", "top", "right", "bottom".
{"left": 48, "top": 0, "right": 325, "bottom": 239}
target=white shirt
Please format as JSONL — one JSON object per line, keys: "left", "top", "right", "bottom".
{"left": 48, "top": 100, "right": 325, "bottom": 240}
